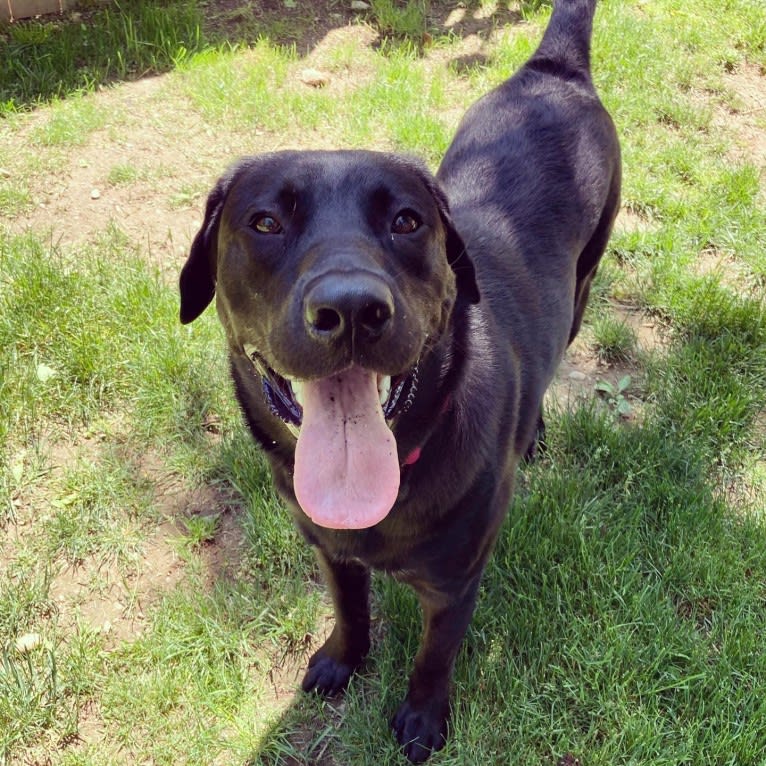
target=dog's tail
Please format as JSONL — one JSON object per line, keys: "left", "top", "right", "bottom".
{"left": 529, "top": 0, "right": 599, "bottom": 80}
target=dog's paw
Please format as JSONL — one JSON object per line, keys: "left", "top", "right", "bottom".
{"left": 391, "top": 698, "right": 448, "bottom": 763}
{"left": 301, "top": 650, "right": 356, "bottom": 697}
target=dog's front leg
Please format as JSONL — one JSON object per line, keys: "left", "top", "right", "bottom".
{"left": 392, "top": 574, "right": 482, "bottom": 763}
{"left": 302, "top": 550, "right": 371, "bottom": 697}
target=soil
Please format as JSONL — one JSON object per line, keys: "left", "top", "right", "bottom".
{"left": 710, "top": 62, "right": 766, "bottom": 172}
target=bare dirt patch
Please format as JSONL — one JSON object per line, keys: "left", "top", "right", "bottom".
{"left": 4, "top": 422, "right": 248, "bottom": 651}
{"left": 47, "top": 520, "right": 184, "bottom": 644}
{"left": 433, "top": 2, "right": 528, "bottom": 71}
{"left": 45, "top": 500, "right": 245, "bottom": 648}
{"left": 6, "top": 75, "right": 245, "bottom": 279}
{"left": 692, "top": 244, "right": 760, "bottom": 292}
{"left": 548, "top": 303, "right": 664, "bottom": 419}
{"left": 614, "top": 205, "right": 657, "bottom": 235}
{"left": 548, "top": 338, "right": 638, "bottom": 418}
{"left": 711, "top": 63, "right": 766, "bottom": 172}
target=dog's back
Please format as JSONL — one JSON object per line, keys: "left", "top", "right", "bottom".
{"left": 438, "top": 0, "right": 621, "bottom": 456}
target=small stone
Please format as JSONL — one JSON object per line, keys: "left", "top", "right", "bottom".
{"left": 568, "top": 370, "right": 587, "bottom": 381}
{"left": 16, "top": 632, "right": 42, "bottom": 653}
{"left": 299, "top": 68, "right": 331, "bottom": 88}
{"left": 90, "top": 188, "right": 101, "bottom": 200}
{"left": 351, "top": 0, "right": 370, "bottom": 9}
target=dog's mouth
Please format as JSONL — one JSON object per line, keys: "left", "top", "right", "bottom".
{"left": 245, "top": 348, "right": 418, "bottom": 434}
{"left": 244, "top": 345, "right": 418, "bottom": 531}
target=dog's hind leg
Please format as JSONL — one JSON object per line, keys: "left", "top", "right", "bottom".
{"left": 569, "top": 221, "right": 608, "bottom": 346}
{"left": 569, "top": 175, "right": 621, "bottom": 346}
{"left": 301, "top": 551, "right": 371, "bottom": 697}
{"left": 523, "top": 410, "right": 547, "bottom": 463}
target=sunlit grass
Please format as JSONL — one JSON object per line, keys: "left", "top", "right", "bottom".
{"left": 1, "top": 0, "right": 766, "bottom": 763}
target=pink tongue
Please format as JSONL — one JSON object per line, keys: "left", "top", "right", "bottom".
{"left": 294, "top": 367, "right": 400, "bottom": 529}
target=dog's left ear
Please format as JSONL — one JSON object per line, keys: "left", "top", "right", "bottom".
{"left": 414, "top": 165, "right": 480, "bottom": 304}
{"left": 179, "top": 167, "right": 240, "bottom": 324}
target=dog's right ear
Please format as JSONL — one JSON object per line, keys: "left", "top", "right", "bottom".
{"left": 179, "top": 173, "right": 231, "bottom": 324}
{"left": 406, "top": 160, "right": 480, "bottom": 305}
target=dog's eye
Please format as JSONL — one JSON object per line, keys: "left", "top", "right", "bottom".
{"left": 250, "top": 214, "right": 283, "bottom": 234}
{"left": 391, "top": 210, "right": 421, "bottom": 235}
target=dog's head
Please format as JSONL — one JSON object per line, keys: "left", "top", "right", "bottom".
{"left": 179, "top": 150, "right": 478, "bottom": 530}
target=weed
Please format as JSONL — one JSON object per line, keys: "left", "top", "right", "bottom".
{"left": 595, "top": 374, "right": 633, "bottom": 418}
{"left": 181, "top": 514, "right": 219, "bottom": 550}
{"left": 107, "top": 163, "right": 142, "bottom": 186}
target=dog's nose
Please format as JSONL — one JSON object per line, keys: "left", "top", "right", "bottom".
{"left": 304, "top": 274, "right": 394, "bottom": 344}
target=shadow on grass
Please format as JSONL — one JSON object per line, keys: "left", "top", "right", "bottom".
{"left": 0, "top": 0, "right": 204, "bottom": 111}
{"left": 0, "top": 0, "right": 543, "bottom": 112}
{"left": 231, "top": 382, "right": 766, "bottom": 763}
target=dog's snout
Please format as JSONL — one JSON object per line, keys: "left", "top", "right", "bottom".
{"left": 304, "top": 273, "right": 394, "bottom": 344}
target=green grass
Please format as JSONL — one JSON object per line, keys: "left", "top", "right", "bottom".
{"left": 368, "top": 0, "right": 429, "bottom": 39}
{"left": 0, "top": 181, "right": 31, "bottom": 216}
{"left": 0, "top": 0, "right": 203, "bottom": 112}
{"left": 107, "top": 163, "right": 145, "bottom": 186}
{"left": 176, "top": 39, "right": 455, "bottom": 163}
{"left": 592, "top": 315, "right": 637, "bottom": 364}
{"left": 2, "top": 0, "right": 766, "bottom": 764}
{"left": 29, "top": 93, "right": 108, "bottom": 146}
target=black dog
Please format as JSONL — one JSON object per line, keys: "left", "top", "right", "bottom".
{"left": 178, "top": 0, "right": 620, "bottom": 760}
